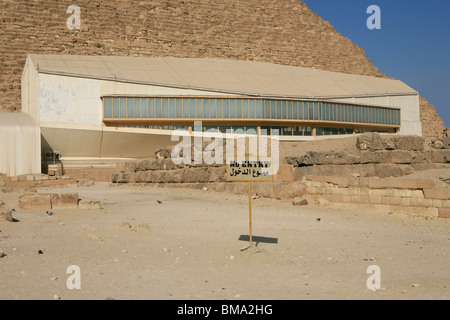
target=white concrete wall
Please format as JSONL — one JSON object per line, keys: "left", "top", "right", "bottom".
{"left": 38, "top": 74, "right": 103, "bottom": 127}
{"left": 21, "top": 57, "right": 39, "bottom": 122}
{"left": 37, "top": 74, "right": 231, "bottom": 129}
{"left": 40, "top": 125, "right": 175, "bottom": 159}
{"left": 35, "top": 74, "right": 234, "bottom": 160}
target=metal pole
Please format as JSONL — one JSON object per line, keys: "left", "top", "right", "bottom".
{"left": 249, "top": 181, "right": 252, "bottom": 246}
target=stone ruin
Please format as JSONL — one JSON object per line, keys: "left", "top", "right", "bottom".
{"left": 111, "top": 132, "right": 450, "bottom": 218}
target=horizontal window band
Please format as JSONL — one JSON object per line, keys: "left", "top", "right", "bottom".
{"left": 103, "top": 119, "right": 399, "bottom": 130}
{"left": 103, "top": 97, "right": 401, "bottom": 127}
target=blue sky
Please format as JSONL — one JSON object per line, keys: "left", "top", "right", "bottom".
{"left": 303, "top": 0, "right": 450, "bottom": 127}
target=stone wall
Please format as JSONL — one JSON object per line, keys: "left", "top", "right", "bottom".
{"left": 301, "top": 175, "right": 450, "bottom": 219}
{"left": 111, "top": 133, "right": 450, "bottom": 218}
{"left": 0, "top": 172, "right": 76, "bottom": 193}
{"left": 285, "top": 133, "right": 450, "bottom": 169}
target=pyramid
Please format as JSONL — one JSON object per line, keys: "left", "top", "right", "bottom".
{"left": 0, "top": 0, "right": 444, "bottom": 139}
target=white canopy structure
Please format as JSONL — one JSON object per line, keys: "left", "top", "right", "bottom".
{"left": 0, "top": 112, "right": 41, "bottom": 176}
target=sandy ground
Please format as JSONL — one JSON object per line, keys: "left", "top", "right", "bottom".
{"left": 0, "top": 183, "right": 449, "bottom": 300}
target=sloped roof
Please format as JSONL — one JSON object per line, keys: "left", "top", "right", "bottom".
{"left": 27, "top": 54, "right": 417, "bottom": 99}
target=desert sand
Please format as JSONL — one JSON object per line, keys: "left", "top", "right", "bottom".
{"left": 0, "top": 182, "right": 449, "bottom": 300}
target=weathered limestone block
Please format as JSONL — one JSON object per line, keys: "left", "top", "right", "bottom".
{"left": 389, "top": 151, "right": 415, "bottom": 164}
{"left": 19, "top": 193, "right": 51, "bottom": 210}
{"left": 115, "top": 172, "right": 132, "bottom": 183}
{"left": 372, "top": 164, "right": 403, "bottom": 178}
{"left": 78, "top": 199, "right": 101, "bottom": 209}
{"left": 137, "top": 160, "right": 152, "bottom": 171}
{"left": 292, "top": 197, "right": 308, "bottom": 206}
{"left": 388, "top": 135, "right": 424, "bottom": 152}
{"left": 123, "top": 162, "right": 139, "bottom": 173}
{"left": 423, "top": 189, "right": 450, "bottom": 200}
{"left": 195, "top": 168, "right": 211, "bottom": 183}
{"left": 276, "top": 164, "right": 295, "bottom": 182}
{"left": 360, "top": 151, "right": 375, "bottom": 164}
{"left": 179, "top": 167, "right": 210, "bottom": 183}
{"left": 207, "top": 166, "right": 226, "bottom": 182}
{"left": 51, "top": 193, "right": 79, "bottom": 209}
{"left": 438, "top": 208, "right": 450, "bottom": 218}
{"left": 426, "top": 150, "right": 450, "bottom": 163}
{"left": 134, "top": 171, "right": 148, "bottom": 183}
{"left": 357, "top": 133, "right": 384, "bottom": 151}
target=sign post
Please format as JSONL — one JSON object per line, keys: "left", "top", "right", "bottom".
{"left": 226, "top": 156, "right": 273, "bottom": 249}
{"left": 249, "top": 180, "right": 252, "bottom": 245}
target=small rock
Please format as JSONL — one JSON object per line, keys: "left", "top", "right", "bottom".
{"left": 292, "top": 197, "right": 308, "bottom": 206}
{"left": 53, "top": 295, "right": 61, "bottom": 300}
{"left": 0, "top": 209, "right": 13, "bottom": 222}
{"left": 50, "top": 277, "right": 58, "bottom": 281}
{"left": 77, "top": 179, "right": 94, "bottom": 187}
{"left": 132, "top": 224, "right": 150, "bottom": 231}
{"left": 157, "top": 200, "right": 163, "bottom": 204}
{"left": 412, "top": 284, "right": 420, "bottom": 288}
{"left": 202, "top": 187, "right": 208, "bottom": 191}
{"left": 0, "top": 250, "right": 6, "bottom": 258}
{"left": 116, "top": 222, "right": 131, "bottom": 229}
{"left": 316, "top": 218, "right": 321, "bottom": 222}
{"left": 363, "top": 257, "right": 375, "bottom": 262}
{"left": 38, "top": 250, "right": 44, "bottom": 255}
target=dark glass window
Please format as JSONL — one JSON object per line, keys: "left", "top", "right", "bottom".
{"left": 104, "top": 98, "right": 112, "bottom": 118}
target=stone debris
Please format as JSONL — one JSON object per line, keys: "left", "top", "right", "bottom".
{"left": 116, "top": 222, "right": 132, "bottom": 230}
{"left": 78, "top": 199, "right": 102, "bottom": 209}
{"left": 76, "top": 179, "right": 94, "bottom": 187}
{"left": 292, "top": 197, "right": 308, "bottom": 206}
{"left": 116, "top": 222, "right": 150, "bottom": 232}
{"left": 0, "top": 209, "right": 14, "bottom": 222}
{"left": 18, "top": 192, "right": 104, "bottom": 210}
{"left": 19, "top": 193, "right": 51, "bottom": 210}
